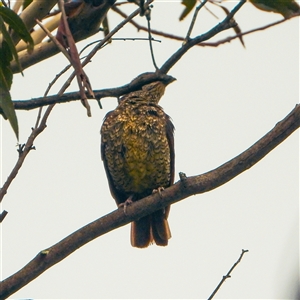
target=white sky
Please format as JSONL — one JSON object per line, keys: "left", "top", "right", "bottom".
{"left": 1, "top": 1, "right": 299, "bottom": 299}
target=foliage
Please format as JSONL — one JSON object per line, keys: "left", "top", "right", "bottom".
{"left": 179, "top": 0, "right": 197, "bottom": 20}
{"left": 0, "top": 5, "right": 33, "bottom": 139}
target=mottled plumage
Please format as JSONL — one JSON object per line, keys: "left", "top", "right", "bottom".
{"left": 100, "top": 80, "right": 175, "bottom": 248}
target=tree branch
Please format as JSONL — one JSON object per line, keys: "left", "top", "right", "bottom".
{"left": 160, "top": 0, "right": 246, "bottom": 74}
{"left": 208, "top": 249, "right": 249, "bottom": 300}
{"left": 1, "top": 103, "right": 299, "bottom": 299}
{"left": 9, "top": 72, "right": 173, "bottom": 111}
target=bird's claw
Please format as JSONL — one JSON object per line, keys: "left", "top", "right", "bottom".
{"left": 118, "top": 197, "right": 133, "bottom": 215}
{"left": 152, "top": 187, "right": 164, "bottom": 198}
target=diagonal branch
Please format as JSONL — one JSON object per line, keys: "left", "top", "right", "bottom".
{"left": 1, "top": 103, "right": 299, "bottom": 299}
{"left": 208, "top": 249, "right": 249, "bottom": 300}
{"left": 160, "top": 0, "right": 246, "bottom": 73}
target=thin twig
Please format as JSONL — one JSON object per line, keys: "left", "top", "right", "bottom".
{"left": 184, "top": 0, "right": 208, "bottom": 43}
{"left": 146, "top": 12, "right": 159, "bottom": 70}
{"left": 0, "top": 108, "right": 53, "bottom": 202}
{"left": 208, "top": 249, "right": 249, "bottom": 300}
{"left": 0, "top": 11, "right": 73, "bottom": 203}
{"left": 35, "top": 19, "right": 71, "bottom": 62}
{"left": 34, "top": 18, "right": 75, "bottom": 129}
{"left": 159, "top": 0, "right": 246, "bottom": 74}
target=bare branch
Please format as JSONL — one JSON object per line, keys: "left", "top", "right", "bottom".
{"left": 9, "top": 72, "right": 173, "bottom": 111}
{"left": 1, "top": 103, "right": 299, "bottom": 298}
{"left": 208, "top": 249, "right": 249, "bottom": 300}
{"left": 184, "top": 0, "right": 208, "bottom": 43}
{"left": 0, "top": 103, "right": 55, "bottom": 202}
{"left": 159, "top": 0, "right": 246, "bottom": 74}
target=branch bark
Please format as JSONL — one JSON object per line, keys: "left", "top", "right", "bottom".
{"left": 1, "top": 103, "right": 299, "bottom": 299}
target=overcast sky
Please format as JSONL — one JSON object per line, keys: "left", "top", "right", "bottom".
{"left": 1, "top": 1, "right": 299, "bottom": 299}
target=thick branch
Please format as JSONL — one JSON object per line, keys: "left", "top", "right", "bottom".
{"left": 1, "top": 103, "right": 299, "bottom": 299}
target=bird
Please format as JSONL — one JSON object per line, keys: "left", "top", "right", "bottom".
{"left": 100, "top": 79, "right": 175, "bottom": 248}
{"left": 249, "top": 0, "right": 300, "bottom": 18}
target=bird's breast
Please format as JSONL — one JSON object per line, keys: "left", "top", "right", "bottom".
{"left": 103, "top": 104, "right": 171, "bottom": 197}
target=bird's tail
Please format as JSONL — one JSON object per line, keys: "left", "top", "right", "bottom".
{"left": 130, "top": 207, "right": 171, "bottom": 248}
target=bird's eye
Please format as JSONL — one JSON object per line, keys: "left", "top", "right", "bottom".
{"left": 147, "top": 109, "right": 158, "bottom": 116}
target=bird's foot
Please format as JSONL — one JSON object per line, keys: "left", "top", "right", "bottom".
{"left": 152, "top": 187, "right": 164, "bottom": 198}
{"left": 118, "top": 196, "right": 133, "bottom": 215}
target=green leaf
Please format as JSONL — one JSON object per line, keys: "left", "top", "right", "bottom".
{"left": 0, "top": 6, "right": 34, "bottom": 52}
{"left": 0, "top": 41, "right": 13, "bottom": 89}
{"left": 179, "top": 0, "right": 197, "bottom": 21}
{"left": 249, "top": 0, "right": 300, "bottom": 18}
{"left": 23, "top": 0, "right": 34, "bottom": 10}
{"left": 0, "top": 40, "right": 18, "bottom": 139}
{"left": 0, "top": 16, "right": 23, "bottom": 74}
{"left": 0, "top": 86, "right": 19, "bottom": 140}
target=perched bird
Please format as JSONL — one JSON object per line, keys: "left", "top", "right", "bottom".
{"left": 249, "top": 0, "right": 300, "bottom": 18}
{"left": 101, "top": 79, "right": 175, "bottom": 248}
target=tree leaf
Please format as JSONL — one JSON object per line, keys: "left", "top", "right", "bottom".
{"left": 0, "top": 41, "right": 18, "bottom": 139}
{"left": 0, "top": 41, "right": 13, "bottom": 89}
{"left": 218, "top": 5, "right": 245, "bottom": 48}
{"left": 249, "top": 0, "right": 300, "bottom": 18}
{"left": 0, "top": 86, "right": 19, "bottom": 140}
{"left": 0, "top": 16, "right": 23, "bottom": 74}
{"left": 179, "top": 0, "right": 197, "bottom": 21}
{"left": 23, "top": 0, "right": 34, "bottom": 10}
{"left": 0, "top": 6, "right": 34, "bottom": 52}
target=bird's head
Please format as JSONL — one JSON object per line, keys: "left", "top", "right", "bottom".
{"left": 119, "top": 75, "right": 176, "bottom": 105}
{"left": 141, "top": 78, "right": 176, "bottom": 104}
